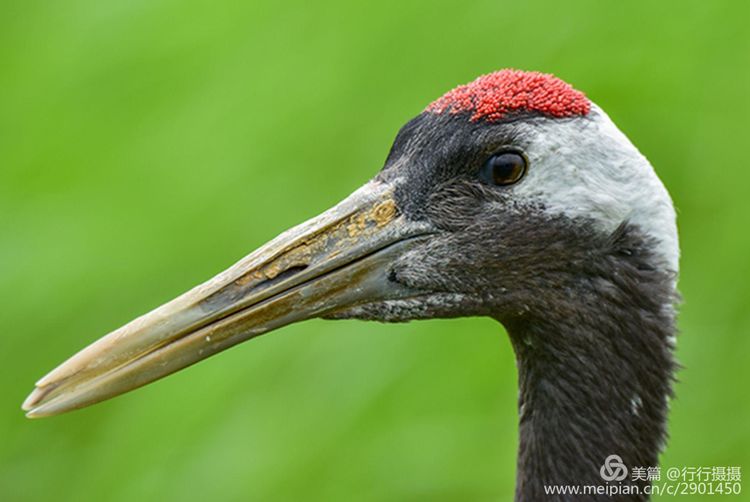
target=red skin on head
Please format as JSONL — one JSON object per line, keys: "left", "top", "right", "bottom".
{"left": 427, "top": 70, "right": 590, "bottom": 122}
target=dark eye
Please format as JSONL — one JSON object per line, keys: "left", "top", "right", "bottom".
{"left": 480, "top": 151, "right": 527, "bottom": 186}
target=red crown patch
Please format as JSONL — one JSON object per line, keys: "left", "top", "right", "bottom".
{"left": 426, "top": 70, "right": 590, "bottom": 122}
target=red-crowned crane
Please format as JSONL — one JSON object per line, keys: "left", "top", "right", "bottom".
{"left": 23, "top": 70, "right": 679, "bottom": 501}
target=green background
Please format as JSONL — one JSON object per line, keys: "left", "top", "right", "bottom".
{"left": 1, "top": 1, "right": 748, "bottom": 500}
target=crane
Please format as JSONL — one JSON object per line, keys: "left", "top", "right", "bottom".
{"left": 24, "top": 70, "right": 679, "bottom": 501}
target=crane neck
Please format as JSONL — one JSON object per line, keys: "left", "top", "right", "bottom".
{"left": 503, "top": 241, "right": 678, "bottom": 501}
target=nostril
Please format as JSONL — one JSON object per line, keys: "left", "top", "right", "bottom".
{"left": 387, "top": 268, "right": 398, "bottom": 283}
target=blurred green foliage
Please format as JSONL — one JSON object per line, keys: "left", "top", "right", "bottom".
{"left": 1, "top": 1, "right": 748, "bottom": 501}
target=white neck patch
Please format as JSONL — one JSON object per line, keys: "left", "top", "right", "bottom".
{"left": 509, "top": 104, "right": 680, "bottom": 272}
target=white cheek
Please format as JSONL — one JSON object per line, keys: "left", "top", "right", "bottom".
{"left": 511, "top": 105, "right": 679, "bottom": 273}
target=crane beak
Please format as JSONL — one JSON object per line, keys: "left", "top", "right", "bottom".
{"left": 23, "top": 181, "right": 431, "bottom": 418}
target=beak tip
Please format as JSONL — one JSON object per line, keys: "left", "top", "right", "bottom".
{"left": 22, "top": 386, "right": 51, "bottom": 415}
{"left": 22, "top": 391, "right": 38, "bottom": 411}
{"left": 22, "top": 397, "right": 59, "bottom": 419}
{"left": 24, "top": 406, "right": 53, "bottom": 419}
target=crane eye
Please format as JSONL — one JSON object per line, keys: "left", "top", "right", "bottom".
{"left": 480, "top": 151, "right": 527, "bottom": 186}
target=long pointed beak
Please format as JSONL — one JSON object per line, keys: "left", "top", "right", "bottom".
{"left": 23, "top": 181, "right": 430, "bottom": 418}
